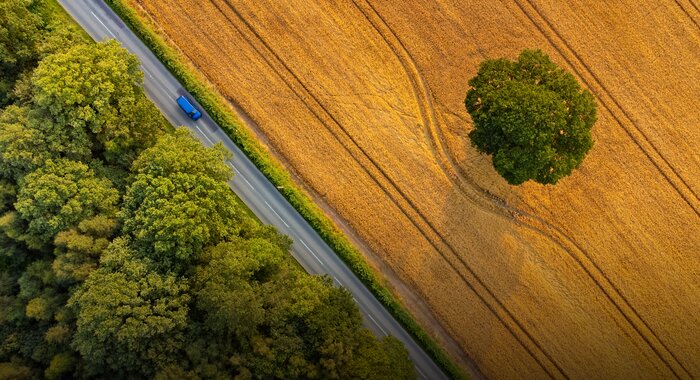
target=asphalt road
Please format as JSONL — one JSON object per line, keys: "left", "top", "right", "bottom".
{"left": 59, "top": 2, "right": 449, "bottom": 379}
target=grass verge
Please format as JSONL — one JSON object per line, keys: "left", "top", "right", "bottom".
{"left": 102, "top": 1, "right": 468, "bottom": 378}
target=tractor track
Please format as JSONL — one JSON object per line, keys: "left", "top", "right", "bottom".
{"left": 354, "top": 0, "right": 695, "bottom": 379}
{"left": 207, "top": 0, "right": 570, "bottom": 377}
{"left": 513, "top": 0, "right": 700, "bottom": 220}
{"left": 137, "top": 0, "right": 696, "bottom": 377}
{"left": 515, "top": 0, "right": 697, "bottom": 377}
{"left": 673, "top": 0, "right": 700, "bottom": 30}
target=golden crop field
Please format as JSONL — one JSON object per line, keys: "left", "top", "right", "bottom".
{"left": 127, "top": 0, "right": 700, "bottom": 378}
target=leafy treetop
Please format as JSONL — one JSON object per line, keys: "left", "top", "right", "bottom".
{"left": 31, "top": 40, "right": 162, "bottom": 165}
{"left": 465, "top": 49, "right": 597, "bottom": 185}
{"left": 14, "top": 159, "right": 119, "bottom": 244}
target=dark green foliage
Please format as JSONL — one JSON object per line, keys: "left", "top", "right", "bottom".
{"left": 69, "top": 238, "right": 190, "bottom": 377}
{"left": 0, "top": 0, "right": 42, "bottom": 106}
{"left": 0, "top": 179, "right": 16, "bottom": 213}
{"left": 345, "top": 332, "right": 415, "bottom": 380}
{"left": 14, "top": 159, "right": 119, "bottom": 244}
{"left": 190, "top": 240, "right": 415, "bottom": 379}
{"left": 465, "top": 49, "right": 597, "bottom": 185}
{"left": 44, "top": 352, "right": 75, "bottom": 380}
{"left": 0, "top": 362, "right": 34, "bottom": 380}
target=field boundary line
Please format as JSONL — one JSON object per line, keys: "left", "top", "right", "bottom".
{"left": 510, "top": 1, "right": 696, "bottom": 377}
{"left": 107, "top": 0, "right": 468, "bottom": 378}
{"left": 210, "top": 0, "right": 567, "bottom": 377}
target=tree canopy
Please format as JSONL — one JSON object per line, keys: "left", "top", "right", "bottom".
{"left": 120, "top": 130, "right": 241, "bottom": 269}
{"left": 0, "top": 105, "right": 48, "bottom": 180}
{"left": 0, "top": 0, "right": 42, "bottom": 106}
{"left": 0, "top": 2, "right": 415, "bottom": 378}
{"left": 120, "top": 172, "right": 242, "bottom": 268}
{"left": 31, "top": 40, "right": 162, "bottom": 165}
{"left": 131, "top": 128, "right": 232, "bottom": 182}
{"left": 465, "top": 49, "right": 597, "bottom": 185}
{"left": 14, "top": 159, "right": 118, "bottom": 244}
{"left": 69, "top": 238, "right": 190, "bottom": 377}
{"left": 189, "top": 240, "right": 415, "bottom": 379}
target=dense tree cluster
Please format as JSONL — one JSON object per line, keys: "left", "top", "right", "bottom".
{"left": 0, "top": 1, "right": 414, "bottom": 379}
{"left": 465, "top": 49, "right": 597, "bottom": 185}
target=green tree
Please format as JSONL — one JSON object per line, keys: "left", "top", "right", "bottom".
{"left": 17, "top": 260, "right": 63, "bottom": 323}
{"left": 37, "top": 19, "right": 87, "bottom": 60}
{"left": 465, "top": 49, "right": 597, "bottom": 185}
{"left": 69, "top": 238, "right": 190, "bottom": 377}
{"left": 194, "top": 239, "right": 284, "bottom": 342}
{"left": 0, "top": 362, "right": 34, "bottom": 380}
{"left": 44, "top": 352, "right": 75, "bottom": 380}
{"left": 344, "top": 332, "right": 415, "bottom": 380}
{"left": 120, "top": 172, "right": 242, "bottom": 269}
{"left": 0, "top": 179, "right": 16, "bottom": 213}
{"left": 191, "top": 240, "right": 414, "bottom": 379}
{"left": 31, "top": 41, "right": 163, "bottom": 165}
{"left": 131, "top": 128, "right": 232, "bottom": 182}
{"left": 0, "top": 106, "right": 49, "bottom": 181}
{"left": 0, "top": 0, "right": 43, "bottom": 106}
{"left": 52, "top": 215, "right": 117, "bottom": 286}
{"left": 14, "top": 159, "right": 119, "bottom": 243}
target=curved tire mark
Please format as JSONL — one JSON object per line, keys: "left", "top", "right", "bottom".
{"left": 353, "top": 0, "right": 695, "bottom": 379}
{"left": 205, "top": 0, "right": 566, "bottom": 378}
{"left": 198, "top": 1, "right": 568, "bottom": 378}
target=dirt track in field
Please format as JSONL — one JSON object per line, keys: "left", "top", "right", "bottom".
{"left": 129, "top": 0, "right": 700, "bottom": 378}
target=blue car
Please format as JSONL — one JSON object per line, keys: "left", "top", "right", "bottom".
{"left": 176, "top": 95, "right": 202, "bottom": 120}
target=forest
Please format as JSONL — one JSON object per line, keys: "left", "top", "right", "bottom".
{"left": 0, "top": 1, "right": 414, "bottom": 378}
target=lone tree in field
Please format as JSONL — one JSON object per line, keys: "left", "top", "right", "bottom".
{"left": 465, "top": 49, "right": 597, "bottom": 185}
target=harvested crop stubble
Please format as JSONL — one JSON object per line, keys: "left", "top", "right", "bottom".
{"left": 129, "top": 0, "right": 700, "bottom": 378}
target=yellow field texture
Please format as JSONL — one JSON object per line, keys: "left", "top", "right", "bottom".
{"left": 128, "top": 0, "right": 700, "bottom": 378}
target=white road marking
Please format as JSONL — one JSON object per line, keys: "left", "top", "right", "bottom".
{"left": 141, "top": 70, "right": 173, "bottom": 99}
{"left": 416, "top": 367, "right": 427, "bottom": 379}
{"left": 366, "top": 313, "right": 387, "bottom": 336}
{"left": 239, "top": 174, "right": 255, "bottom": 190}
{"left": 299, "top": 239, "right": 324, "bottom": 266}
{"left": 226, "top": 162, "right": 256, "bottom": 192}
{"left": 194, "top": 124, "right": 215, "bottom": 146}
{"left": 142, "top": 66, "right": 154, "bottom": 79}
{"left": 334, "top": 276, "right": 344, "bottom": 287}
{"left": 91, "top": 11, "right": 116, "bottom": 38}
{"left": 264, "top": 200, "right": 289, "bottom": 228}
{"left": 352, "top": 296, "right": 358, "bottom": 302}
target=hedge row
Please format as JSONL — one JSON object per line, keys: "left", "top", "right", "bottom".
{"left": 103, "top": 1, "right": 467, "bottom": 379}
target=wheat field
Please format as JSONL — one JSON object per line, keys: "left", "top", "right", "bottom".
{"left": 127, "top": 0, "right": 700, "bottom": 378}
